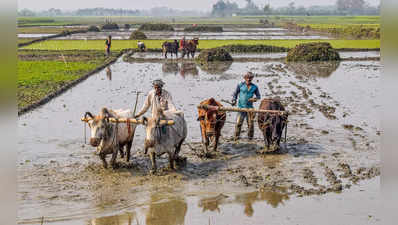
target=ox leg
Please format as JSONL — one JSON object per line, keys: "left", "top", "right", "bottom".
{"left": 126, "top": 141, "right": 132, "bottom": 162}
{"left": 174, "top": 139, "right": 186, "bottom": 168}
{"left": 213, "top": 133, "right": 220, "bottom": 152}
{"left": 149, "top": 151, "right": 157, "bottom": 174}
{"left": 119, "top": 144, "right": 125, "bottom": 158}
{"left": 110, "top": 146, "right": 118, "bottom": 169}
{"left": 263, "top": 129, "right": 269, "bottom": 151}
{"left": 168, "top": 152, "right": 175, "bottom": 170}
{"left": 203, "top": 136, "right": 210, "bottom": 156}
{"left": 99, "top": 153, "right": 107, "bottom": 168}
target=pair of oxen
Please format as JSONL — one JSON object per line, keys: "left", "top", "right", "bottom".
{"left": 162, "top": 38, "right": 199, "bottom": 59}
{"left": 197, "top": 98, "right": 288, "bottom": 155}
{"left": 84, "top": 98, "right": 287, "bottom": 173}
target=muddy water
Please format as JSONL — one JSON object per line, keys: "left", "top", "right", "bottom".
{"left": 18, "top": 33, "right": 56, "bottom": 38}
{"left": 18, "top": 57, "right": 380, "bottom": 224}
{"left": 14, "top": 27, "right": 329, "bottom": 40}
{"left": 128, "top": 51, "right": 380, "bottom": 60}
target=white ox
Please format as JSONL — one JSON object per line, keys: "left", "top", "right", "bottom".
{"left": 84, "top": 107, "right": 137, "bottom": 169}
{"left": 142, "top": 110, "right": 187, "bottom": 174}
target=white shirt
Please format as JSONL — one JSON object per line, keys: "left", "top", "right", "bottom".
{"left": 137, "top": 89, "right": 177, "bottom": 118}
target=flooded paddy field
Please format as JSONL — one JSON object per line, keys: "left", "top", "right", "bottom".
{"left": 18, "top": 55, "right": 380, "bottom": 224}
{"left": 18, "top": 27, "right": 330, "bottom": 40}
{"left": 126, "top": 51, "right": 380, "bottom": 61}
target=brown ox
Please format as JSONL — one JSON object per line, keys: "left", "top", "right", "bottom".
{"left": 181, "top": 38, "right": 199, "bottom": 59}
{"left": 197, "top": 98, "right": 226, "bottom": 155}
{"left": 257, "top": 98, "right": 288, "bottom": 152}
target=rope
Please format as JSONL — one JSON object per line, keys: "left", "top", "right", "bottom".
{"left": 84, "top": 121, "right": 87, "bottom": 144}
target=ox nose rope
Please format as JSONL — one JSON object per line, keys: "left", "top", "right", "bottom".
{"left": 84, "top": 121, "right": 87, "bottom": 144}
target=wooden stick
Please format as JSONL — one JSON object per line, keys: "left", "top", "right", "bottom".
{"left": 197, "top": 104, "right": 287, "bottom": 115}
{"left": 81, "top": 117, "right": 175, "bottom": 125}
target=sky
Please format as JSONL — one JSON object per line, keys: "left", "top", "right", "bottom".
{"left": 18, "top": 0, "right": 380, "bottom": 11}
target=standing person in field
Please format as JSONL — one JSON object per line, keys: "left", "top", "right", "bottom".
{"left": 105, "top": 35, "right": 112, "bottom": 56}
{"left": 179, "top": 36, "right": 186, "bottom": 51}
{"left": 231, "top": 72, "right": 261, "bottom": 141}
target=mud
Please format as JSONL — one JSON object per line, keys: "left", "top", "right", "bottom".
{"left": 18, "top": 56, "right": 380, "bottom": 224}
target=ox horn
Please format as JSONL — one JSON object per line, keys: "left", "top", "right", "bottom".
{"left": 85, "top": 111, "right": 94, "bottom": 118}
{"left": 159, "top": 119, "right": 175, "bottom": 126}
{"left": 82, "top": 112, "right": 94, "bottom": 122}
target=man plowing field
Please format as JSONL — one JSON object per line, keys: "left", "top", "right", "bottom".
{"left": 231, "top": 72, "right": 261, "bottom": 141}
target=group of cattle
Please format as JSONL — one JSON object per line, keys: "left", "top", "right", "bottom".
{"left": 83, "top": 98, "right": 287, "bottom": 173}
{"left": 162, "top": 38, "right": 199, "bottom": 59}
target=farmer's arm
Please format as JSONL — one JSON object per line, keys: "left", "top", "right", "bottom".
{"left": 135, "top": 93, "right": 151, "bottom": 117}
{"left": 166, "top": 93, "right": 177, "bottom": 112}
{"left": 232, "top": 84, "right": 240, "bottom": 102}
{"left": 255, "top": 86, "right": 261, "bottom": 100}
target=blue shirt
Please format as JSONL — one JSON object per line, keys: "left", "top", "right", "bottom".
{"left": 232, "top": 82, "right": 261, "bottom": 108}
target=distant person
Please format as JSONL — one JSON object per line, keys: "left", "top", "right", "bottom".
{"left": 138, "top": 41, "right": 146, "bottom": 52}
{"left": 106, "top": 66, "right": 112, "bottom": 80}
{"left": 105, "top": 35, "right": 112, "bottom": 56}
{"left": 179, "top": 36, "right": 186, "bottom": 50}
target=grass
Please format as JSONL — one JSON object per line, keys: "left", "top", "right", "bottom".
{"left": 17, "top": 50, "right": 111, "bottom": 109}
{"left": 18, "top": 26, "right": 85, "bottom": 34}
{"left": 21, "top": 39, "right": 380, "bottom": 50}
{"left": 18, "top": 38, "right": 35, "bottom": 44}
{"left": 17, "top": 16, "right": 263, "bottom": 27}
{"left": 268, "top": 15, "right": 380, "bottom": 25}
{"left": 17, "top": 15, "right": 380, "bottom": 27}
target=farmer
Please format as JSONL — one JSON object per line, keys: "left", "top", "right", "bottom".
{"left": 231, "top": 72, "right": 261, "bottom": 141}
{"left": 179, "top": 36, "right": 186, "bottom": 50}
{"left": 105, "top": 35, "right": 112, "bottom": 56}
{"left": 137, "top": 41, "right": 146, "bottom": 52}
{"left": 135, "top": 79, "right": 177, "bottom": 118}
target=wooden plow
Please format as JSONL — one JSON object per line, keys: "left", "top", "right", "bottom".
{"left": 198, "top": 104, "right": 289, "bottom": 143}
{"left": 81, "top": 117, "right": 175, "bottom": 126}
{"left": 197, "top": 104, "right": 288, "bottom": 116}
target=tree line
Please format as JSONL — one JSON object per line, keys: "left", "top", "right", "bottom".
{"left": 18, "top": 7, "right": 206, "bottom": 17}
{"left": 18, "top": 0, "right": 380, "bottom": 17}
{"left": 211, "top": 0, "right": 380, "bottom": 16}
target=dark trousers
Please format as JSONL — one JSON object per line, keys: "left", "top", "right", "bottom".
{"left": 234, "top": 112, "right": 255, "bottom": 140}
{"left": 106, "top": 47, "right": 111, "bottom": 56}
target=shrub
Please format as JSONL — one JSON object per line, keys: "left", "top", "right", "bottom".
{"left": 101, "top": 23, "right": 119, "bottom": 30}
{"left": 196, "top": 48, "right": 233, "bottom": 62}
{"left": 124, "top": 24, "right": 131, "bottom": 29}
{"left": 286, "top": 42, "right": 340, "bottom": 62}
{"left": 219, "top": 44, "right": 288, "bottom": 53}
{"left": 129, "top": 30, "right": 147, "bottom": 40}
{"left": 184, "top": 26, "right": 223, "bottom": 32}
{"left": 138, "top": 23, "right": 174, "bottom": 31}
{"left": 87, "top": 25, "right": 100, "bottom": 32}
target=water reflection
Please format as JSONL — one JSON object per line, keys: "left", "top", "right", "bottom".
{"left": 286, "top": 61, "right": 340, "bottom": 78}
{"left": 106, "top": 66, "right": 112, "bottom": 80}
{"left": 180, "top": 62, "right": 199, "bottom": 77}
{"left": 197, "top": 61, "right": 233, "bottom": 75}
{"left": 162, "top": 61, "right": 180, "bottom": 75}
{"left": 235, "top": 190, "right": 289, "bottom": 216}
{"left": 162, "top": 62, "right": 199, "bottom": 77}
{"left": 88, "top": 212, "right": 135, "bottom": 225}
{"left": 198, "top": 190, "right": 289, "bottom": 217}
{"left": 198, "top": 194, "right": 228, "bottom": 213}
{"left": 146, "top": 194, "right": 187, "bottom": 225}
